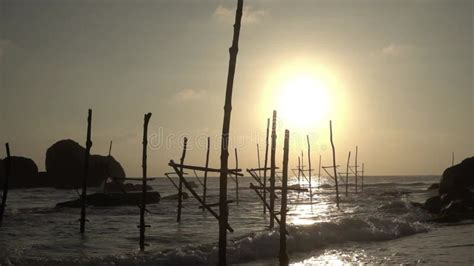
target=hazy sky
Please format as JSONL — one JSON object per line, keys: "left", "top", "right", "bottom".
{"left": 1, "top": 0, "right": 472, "bottom": 176}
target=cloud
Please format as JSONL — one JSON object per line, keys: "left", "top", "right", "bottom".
{"left": 174, "top": 89, "right": 206, "bottom": 102}
{"left": 375, "top": 43, "right": 411, "bottom": 57}
{"left": 213, "top": 5, "right": 266, "bottom": 25}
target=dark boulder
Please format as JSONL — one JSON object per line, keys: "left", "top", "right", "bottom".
{"left": 0, "top": 156, "right": 40, "bottom": 188}
{"left": 439, "top": 157, "right": 474, "bottom": 196}
{"left": 46, "top": 139, "right": 126, "bottom": 188}
{"left": 422, "top": 195, "right": 442, "bottom": 213}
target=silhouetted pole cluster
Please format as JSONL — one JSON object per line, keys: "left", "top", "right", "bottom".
{"left": 139, "top": 112, "right": 152, "bottom": 251}
{"left": 307, "top": 135, "right": 312, "bottom": 203}
{"left": 345, "top": 151, "right": 351, "bottom": 196}
{"left": 203, "top": 137, "right": 210, "bottom": 207}
{"left": 318, "top": 155, "right": 322, "bottom": 187}
{"left": 269, "top": 110, "right": 277, "bottom": 229}
{"left": 234, "top": 148, "right": 239, "bottom": 205}
{"left": 279, "top": 129, "right": 290, "bottom": 266}
{"left": 355, "top": 146, "right": 358, "bottom": 193}
{"left": 329, "top": 120, "right": 339, "bottom": 208}
{"left": 218, "top": 0, "right": 243, "bottom": 264}
{"left": 263, "top": 118, "right": 270, "bottom": 214}
{"left": 80, "top": 109, "right": 92, "bottom": 234}
{"left": 0, "top": 143, "right": 11, "bottom": 226}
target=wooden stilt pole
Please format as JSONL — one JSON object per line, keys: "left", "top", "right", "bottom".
{"left": 297, "top": 156, "right": 301, "bottom": 184}
{"left": 177, "top": 137, "right": 188, "bottom": 222}
{"left": 0, "top": 143, "right": 11, "bottom": 226}
{"left": 256, "top": 144, "right": 261, "bottom": 180}
{"left": 263, "top": 118, "right": 270, "bottom": 214}
{"left": 218, "top": 0, "right": 243, "bottom": 264}
{"left": 80, "top": 109, "right": 92, "bottom": 234}
{"left": 234, "top": 148, "right": 239, "bottom": 205}
{"left": 279, "top": 130, "right": 290, "bottom": 266}
{"left": 318, "top": 155, "right": 321, "bottom": 188}
{"left": 355, "top": 146, "right": 358, "bottom": 194}
{"left": 306, "top": 135, "right": 312, "bottom": 203}
{"left": 329, "top": 120, "right": 339, "bottom": 208}
{"left": 139, "top": 113, "right": 152, "bottom": 251}
{"left": 269, "top": 110, "right": 277, "bottom": 229}
{"left": 361, "top": 163, "right": 365, "bottom": 191}
{"left": 203, "top": 137, "right": 210, "bottom": 207}
{"left": 345, "top": 151, "right": 351, "bottom": 197}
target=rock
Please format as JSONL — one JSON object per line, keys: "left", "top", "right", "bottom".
{"left": 422, "top": 195, "right": 442, "bottom": 213}
{"left": 439, "top": 157, "right": 474, "bottom": 196}
{"left": 46, "top": 139, "right": 126, "bottom": 188}
{"left": 0, "top": 156, "right": 40, "bottom": 188}
{"left": 427, "top": 183, "right": 439, "bottom": 190}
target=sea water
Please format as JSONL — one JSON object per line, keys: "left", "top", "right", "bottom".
{"left": 1, "top": 175, "right": 473, "bottom": 265}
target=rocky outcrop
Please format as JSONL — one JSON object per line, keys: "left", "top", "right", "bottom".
{"left": 46, "top": 139, "right": 126, "bottom": 188}
{"left": 0, "top": 156, "right": 43, "bottom": 188}
{"left": 421, "top": 157, "right": 474, "bottom": 223}
{"left": 439, "top": 157, "right": 474, "bottom": 196}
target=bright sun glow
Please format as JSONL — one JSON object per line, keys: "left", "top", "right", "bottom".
{"left": 277, "top": 73, "right": 332, "bottom": 129}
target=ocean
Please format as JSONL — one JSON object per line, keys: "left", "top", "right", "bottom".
{"left": 1, "top": 175, "right": 473, "bottom": 265}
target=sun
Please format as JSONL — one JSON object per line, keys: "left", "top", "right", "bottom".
{"left": 277, "top": 72, "right": 332, "bottom": 129}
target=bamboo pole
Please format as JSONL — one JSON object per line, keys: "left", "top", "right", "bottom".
{"left": 256, "top": 143, "right": 261, "bottom": 180}
{"left": 318, "top": 155, "right": 321, "bottom": 188}
{"left": 80, "top": 109, "right": 92, "bottom": 234}
{"left": 279, "top": 130, "right": 290, "bottom": 266}
{"left": 139, "top": 113, "right": 152, "bottom": 251}
{"left": 345, "top": 151, "right": 351, "bottom": 197}
{"left": 297, "top": 156, "right": 301, "bottom": 184}
{"left": 177, "top": 137, "right": 188, "bottom": 222}
{"left": 263, "top": 118, "right": 270, "bottom": 214}
{"left": 269, "top": 110, "right": 277, "bottom": 229}
{"left": 329, "top": 120, "right": 339, "bottom": 208}
{"left": 0, "top": 143, "right": 11, "bottom": 226}
{"left": 355, "top": 146, "right": 358, "bottom": 194}
{"left": 218, "top": 0, "right": 243, "bottom": 263}
{"left": 203, "top": 137, "right": 210, "bottom": 207}
{"left": 306, "top": 135, "right": 312, "bottom": 203}
{"left": 234, "top": 148, "right": 239, "bottom": 205}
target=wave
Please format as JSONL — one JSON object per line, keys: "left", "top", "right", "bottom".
{"left": 2, "top": 201, "right": 431, "bottom": 266}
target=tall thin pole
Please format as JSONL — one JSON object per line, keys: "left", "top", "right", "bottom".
{"left": 256, "top": 144, "right": 261, "bottom": 180}
{"left": 269, "top": 110, "right": 277, "bottom": 229}
{"left": 452, "top": 152, "right": 454, "bottom": 166}
{"left": 307, "top": 135, "right": 312, "bottom": 203}
{"left": 279, "top": 129, "right": 290, "bottom": 266}
{"left": 203, "top": 137, "right": 210, "bottom": 207}
{"left": 0, "top": 143, "right": 11, "bottom": 226}
{"left": 318, "top": 155, "right": 321, "bottom": 188}
{"left": 345, "top": 151, "right": 351, "bottom": 197}
{"left": 355, "top": 146, "right": 358, "bottom": 194}
{"left": 177, "top": 137, "right": 188, "bottom": 222}
{"left": 234, "top": 148, "right": 239, "bottom": 204}
{"left": 140, "top": 112, "right": 152, "bottom": 251}
{"left": 218, "top": 0, "right": 243, "bottom": 264}
{"left": 297, "top": 156, "right": 301, "bottom": 184}
{"left": 80, "top": 109, "right": 92, "bottom": 234}
{"left": 329, "top": 120, "right": 339, "bottom": 208}
{"left": 361, "top": 163, "right": 365, "bottom": 191}
{"left": 263, "top": 118, "right": 270, "bottom": 214}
